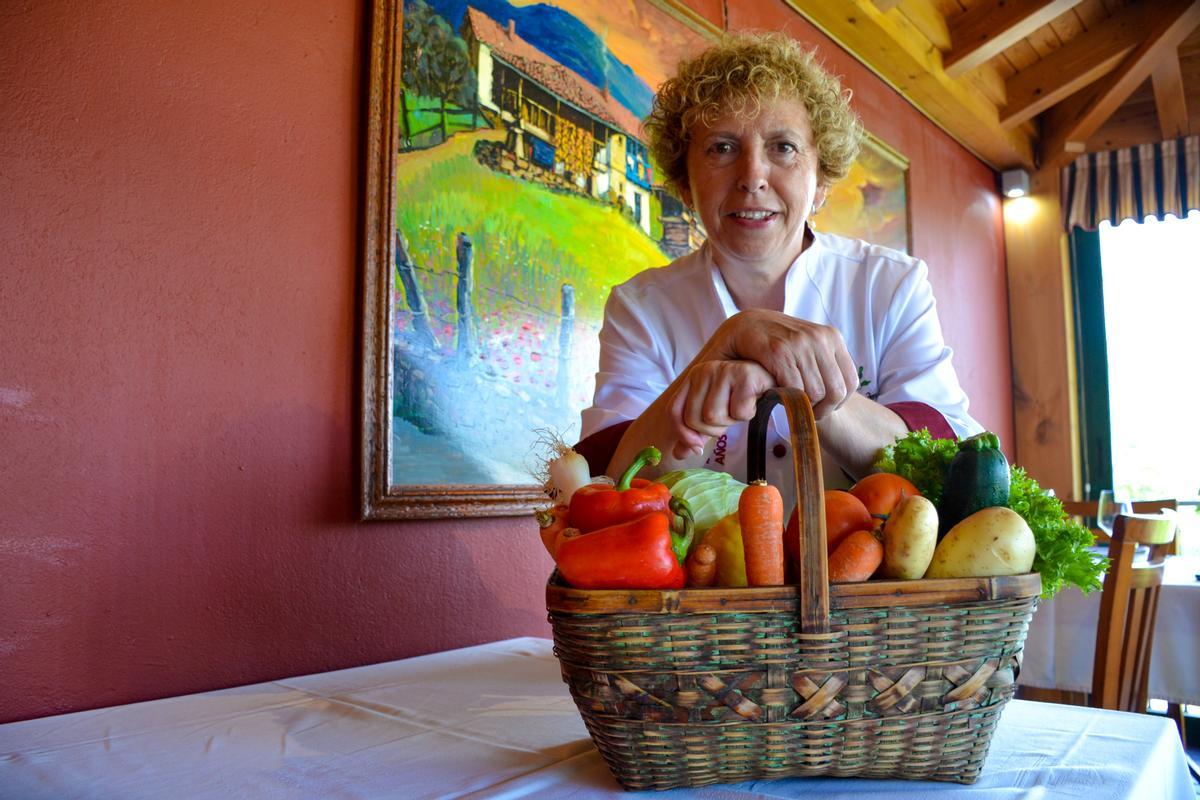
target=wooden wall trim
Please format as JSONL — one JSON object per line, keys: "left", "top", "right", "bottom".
{"left": 1003, "top": 167, "right": 1080, "bottom": 498}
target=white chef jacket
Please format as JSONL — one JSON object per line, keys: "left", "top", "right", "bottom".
{"left": 580, "top": 230, "right": 981, "bottom": 511}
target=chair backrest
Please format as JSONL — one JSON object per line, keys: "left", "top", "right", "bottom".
{"left": 1129, "top": 499, "right": 1180, "bottom": 558}
{"left": 1060, "top": 498, "right": 1178, "bottom": 553}
{"left": 1091, "top": 512, "right": 1177, "bottom": 712}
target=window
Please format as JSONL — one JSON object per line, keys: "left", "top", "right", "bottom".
{"left": 1088, "top": 210, "right": 1200, "bottom": 554}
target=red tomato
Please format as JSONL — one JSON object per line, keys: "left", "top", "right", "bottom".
{"left": 849, "top": 473, "right": 920, "bottom": 519}
{"left": 786, "top": 490, "right": 875, "bottom": 570}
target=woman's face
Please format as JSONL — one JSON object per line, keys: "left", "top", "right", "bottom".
{"left": 680, "top": 96, "right": 828, "bottom": 277}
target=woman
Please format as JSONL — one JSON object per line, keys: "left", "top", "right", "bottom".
{"left": 577, "top": 32, "right": 979, "bottom": 506}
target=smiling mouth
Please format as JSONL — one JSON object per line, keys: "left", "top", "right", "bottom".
{"left": 729, "top": 210, "right": 778, "bottom": 221}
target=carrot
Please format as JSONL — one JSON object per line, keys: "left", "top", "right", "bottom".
{"left": 739, "top": 480, "right": 785, "bottom": 586}
{"left": 685, "top": 542, "right": 718, "bottom": 587}
{"left": 827, "top": 530, "right": 884, "bottom": 583}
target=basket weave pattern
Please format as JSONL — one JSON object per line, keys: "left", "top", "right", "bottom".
{"left": 550, "top": 596, "right": 1036, "bottom": 788}
{"left": 547, "top": 390, "right": 1041, "bottom": 789}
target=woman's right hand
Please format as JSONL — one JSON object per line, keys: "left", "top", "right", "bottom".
{"left": 666, "top": 358, "right": 775, "bottom": 460}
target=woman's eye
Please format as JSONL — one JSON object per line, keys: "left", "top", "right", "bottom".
{"left": 709, "top": 142, "right": 734, "bottom": 155}
{"left": 774, "top": 142, "right": 798, "bottom": 155}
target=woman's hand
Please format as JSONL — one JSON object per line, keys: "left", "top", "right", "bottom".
{"left": 700, "top": 309, "right": 859, "bottom": 419}
{"left": 667, "top": 359, "right": 775, "bottom": 459}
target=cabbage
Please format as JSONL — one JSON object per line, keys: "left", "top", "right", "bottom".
{"left": 658, "top": 469, "right": 747, "bottom": 534}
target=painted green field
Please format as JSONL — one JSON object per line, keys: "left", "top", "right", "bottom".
{"left": 395, "top": 129, "right": 667, "bottom": 327}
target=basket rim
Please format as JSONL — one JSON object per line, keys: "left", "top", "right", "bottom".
{"left": 546, "top": 571, "right": 1042, "bottom": 614}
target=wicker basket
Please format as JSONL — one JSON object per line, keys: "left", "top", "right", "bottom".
{"left": 547, "top": 388, "right": 1040, "bottom": 790}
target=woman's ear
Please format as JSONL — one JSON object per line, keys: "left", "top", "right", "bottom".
{"left": 679, "top": 182, "right": 693, "bottom": 209}
{"left": 813, "top": 184, "right": 829, "bottom": 213}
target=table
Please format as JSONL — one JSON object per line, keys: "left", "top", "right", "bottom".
{"left": 1021, "top": 555, "right": 1200, "bottom": 705}
{"left": 1, "top": 637, "right": 1194, "bottom": 799}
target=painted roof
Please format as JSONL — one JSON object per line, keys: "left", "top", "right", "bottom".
{"left": 464, "top": 7, "right": 643, "bottom": 138}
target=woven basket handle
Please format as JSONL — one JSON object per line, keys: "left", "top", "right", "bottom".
{"left": 747, "top": 388, "right": 830, "bottom": 633}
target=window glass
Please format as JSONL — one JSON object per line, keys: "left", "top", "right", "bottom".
{"left": 1098, "top": 210, "right": 1200, "bottom": 554}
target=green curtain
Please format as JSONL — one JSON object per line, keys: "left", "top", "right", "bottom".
{"left": 1068, "top": 227, "right": 1112, "bottom": 499}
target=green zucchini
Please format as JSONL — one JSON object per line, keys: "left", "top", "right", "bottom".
{"left": 937, "top": 431, "right": 1011, "bottom": 537}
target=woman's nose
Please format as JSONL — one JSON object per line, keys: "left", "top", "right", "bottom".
{"left": 737, "top": 148, "right": 769, "bottom": 193}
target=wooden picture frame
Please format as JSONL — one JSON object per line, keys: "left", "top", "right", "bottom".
{"left": 360, "top": 0, "right": 911, "bottom": 520}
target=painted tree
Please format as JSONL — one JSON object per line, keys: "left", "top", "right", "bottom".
{"left": 402, "top": 0, "right": 477, "bottom": 145}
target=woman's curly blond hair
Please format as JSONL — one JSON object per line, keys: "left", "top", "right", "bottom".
{"left": 644, "top": 32, "right": 862, "bottom": 198}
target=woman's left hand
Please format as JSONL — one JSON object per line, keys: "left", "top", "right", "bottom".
{"left": 667, "top": 358, "right": 775, "bottom": 459}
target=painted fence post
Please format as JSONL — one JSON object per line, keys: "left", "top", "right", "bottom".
{"left": 455, "top": 232, "right": 478, "bottom": 360}
{"left": 557, "top": 282, "right": 574, "bottom": 408}
{"left": 394, "top": 230, "right": 438, "bottom": 350}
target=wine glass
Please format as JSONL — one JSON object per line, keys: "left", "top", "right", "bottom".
{"left": 1096, "top": 490, "right": 1130, "bottom": 536}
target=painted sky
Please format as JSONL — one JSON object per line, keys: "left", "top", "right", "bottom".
{"left": 508, "top": 0, "right": 710, "bottom": 89}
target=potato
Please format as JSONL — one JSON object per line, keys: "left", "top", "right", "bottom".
{"left": 924, "top": 506, "right": 1036, "bottom": 579}
{"left": 880, "top": 495, "right": 938, "bottom": 579}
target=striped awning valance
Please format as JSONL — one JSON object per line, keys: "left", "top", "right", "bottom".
{"left": 1061, "top": 135, "right": 1200, "bottom": 230}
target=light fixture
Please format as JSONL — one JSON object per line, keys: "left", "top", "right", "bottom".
{"left": 1001, "top": 168, "right": 1031, "bottom": 198}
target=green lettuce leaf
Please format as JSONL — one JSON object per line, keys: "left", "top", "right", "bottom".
{"left": 872, "top": 428, "right": 958, "bottom": 505}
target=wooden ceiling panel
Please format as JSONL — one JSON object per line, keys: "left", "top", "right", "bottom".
{"left": 790, "top": 0, "right": 1200, "bottom": 170}
{"left": 944, "top": 0, "right": 1085, "bottom": 77}
{"left": 1151, "top": 55, "right": 1189, "bottom": 138}
{"left": 1073, "top": 1, "right": 1109, "bottom": 29}
{"left": 1000, "top": 3, "right": 1155, "bottom": 127}
{"left": 1026, "top": 21, "right": 1066, "bottom": 57}
{"left": 1002, "top": 38, "right": 1044, "bottom": 72}
{"left": 1047, "top": 8, "right": 1086, "bottom": 41}
{"left": 1040, "top": 0, "right": 1200, "bottom": 166}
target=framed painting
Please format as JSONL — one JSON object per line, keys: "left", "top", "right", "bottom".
{"left": 812, "top": 132, "right": 910, "bottom": 254}
{"left": 360, "top": 0, "right": 912, "bottom": 519}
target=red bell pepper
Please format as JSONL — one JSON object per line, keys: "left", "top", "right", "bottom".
{"left": 535, "top": 504, "right": 570, "bottom": 557}
{"left": 568, "top": 446, "right": 671, "bottom": 532}
{"left": 555, "top": 497, "right": 694, "bottom": 590}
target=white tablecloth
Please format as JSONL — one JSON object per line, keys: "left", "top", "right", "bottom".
{"left": 1022, "top": 555, "right": 1200, "bottom": 705}
{"left": 0, "top": 637, "right": 1193, "bottom": 799}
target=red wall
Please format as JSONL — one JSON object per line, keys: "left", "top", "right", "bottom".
{"left": 0, "top": 1, "right": 1010, "bottom": 723}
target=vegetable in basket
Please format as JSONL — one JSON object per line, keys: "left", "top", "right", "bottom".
{"left": 657, "top": 468, "right": 748, "bottom": 536}
{"left": 555, "top": 497, "right": 695, "bottom": 590}
{"left": 873, "top": 429, "right": 1106, "bottom": 597}
{"left": 568, "top": 446, "right": 671, "bottom": 533}
{"left": 535, "top": 504, "right": 570, "bottom": 557}
{"left": 697, "top": 511, "right": 748, "bottom": 587}
{"left": 739, "top": 480, "right": 785, "bottom": 586}
{"left": 938, "top": 431, "right": 1011, "bottom": 536}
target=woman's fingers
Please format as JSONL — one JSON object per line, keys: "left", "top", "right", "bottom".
{"left": 667, "top": 361, "right": 778, "bottom": 459}
{"left": 728, "top": 362, "right": 774, "bottom": 420}
{"left": 667, "top": 377, "right": 709, "bottom": 459}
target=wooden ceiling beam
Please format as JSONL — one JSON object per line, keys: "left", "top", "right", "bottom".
{"left": 784, "top": 0, "right": 1036, "bottom": 169}
{"left": 1151, "top": 53, "right": 1190, "bottom": 138}
{"left": 1041, "top": 0, "right": 1200, "bottom": 168}
{"left": 1000, "top": 4, "right": 1155, "bottom": 128}
{"left": 872, "top": 0, "right": 904, "bottom": 11}
{"left": 944, "top": 0, "right": 1085, "bottom": 78}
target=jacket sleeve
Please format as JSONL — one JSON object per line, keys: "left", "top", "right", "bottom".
{"left": 872, "top": 258, "right": 981, "bottom": 439}
{"left": 579, "top": 282, "right": 674, "bottom": 442}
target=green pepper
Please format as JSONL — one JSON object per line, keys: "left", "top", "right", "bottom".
{"left": 567, "top": 446, "right": 671, "bottom": 533}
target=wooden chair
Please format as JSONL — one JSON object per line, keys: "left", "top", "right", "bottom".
{"left": 1091, "top": 512, "right": 1176, "bottom": 714}
{"left": 1060, "top": 498, "right": 1178, "bottom": 553}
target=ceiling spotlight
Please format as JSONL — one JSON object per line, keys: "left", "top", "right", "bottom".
{"left": 1001, "top": 168, "right": 1031, "bottom": 199}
